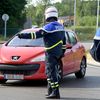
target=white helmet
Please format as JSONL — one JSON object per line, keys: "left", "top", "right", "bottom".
{"left": 45, "top": 6, "right": 58, "bottom": 21}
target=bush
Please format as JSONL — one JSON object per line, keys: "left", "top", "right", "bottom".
{"left": 67, "top": 26, "right": 96, "bottom": 41}
{"left": 78, "top": 16, "right": 96, "bottom": 26}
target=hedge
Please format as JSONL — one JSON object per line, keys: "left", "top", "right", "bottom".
{"left": 67, "top": 26, "right": 96, "bottom": 41}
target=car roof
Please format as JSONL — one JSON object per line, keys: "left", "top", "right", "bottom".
{"left": 20, "top": 28, "right": 75, "bottom": 34}
{"left": 21, "top": 28, "right": 41, "bottom": 33}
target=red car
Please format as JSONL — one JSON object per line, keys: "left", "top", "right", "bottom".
{"left": 0, "top": 28, "right": 87, "bottom": 84}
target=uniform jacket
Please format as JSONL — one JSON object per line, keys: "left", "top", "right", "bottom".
{"left": 19, "top": 21, "right": 66, "bottom": 56}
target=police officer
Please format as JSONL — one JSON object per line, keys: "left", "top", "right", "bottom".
{"left": 18, "top": 6, "right": 66, "bottom": 99}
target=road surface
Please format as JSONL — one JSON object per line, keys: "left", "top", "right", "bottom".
{"left": 0, "top": 65, "right": 100, "bottom": 100}
{"left": 82, "top": 41, "right": 93, "bottom": 50}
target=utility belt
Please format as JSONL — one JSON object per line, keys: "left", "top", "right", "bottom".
{"left": 45, "top": 40, "right": 63, "bottom": 51}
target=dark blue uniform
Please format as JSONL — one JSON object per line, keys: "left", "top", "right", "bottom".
{"left": 18, "top": 21, "right": 66, "bottom": 88}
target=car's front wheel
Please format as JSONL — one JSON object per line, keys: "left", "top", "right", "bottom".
{"left": 0, "top": 79, "right": 7, "bottom": 84}
{"left": 75, "top": 58, "right": 87, "bottom": 79}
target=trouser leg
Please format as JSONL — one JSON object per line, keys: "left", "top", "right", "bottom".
{"left": 46, "top": 55, "right": 59, "bottom": 82}
{"left": 46, "top": 81, "right": 60, "bottom": 99}
{"left": 45, "top": 54, "right": 60, "bottom": 99}
{"left": 46, "top": 78, "right": 52, "bottom": 96}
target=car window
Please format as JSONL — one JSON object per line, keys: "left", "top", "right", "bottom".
{"left": 67, "top": 31, "right": 77, "bottom": 45}
{"left": 64, "top": 32, "right": 70, "bottom": 44}
{"left": 7, "top": 36, "right": 44, "bottom": 47}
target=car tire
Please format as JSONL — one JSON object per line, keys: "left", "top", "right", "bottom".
{"left": 56, "top": 61, "right": 63, "bottom": 82}
{"left": 75, "top": 58, "right": 87, "bottom": 79}
{"left": 0, "top": 79, "right": 7, "bottom": 84}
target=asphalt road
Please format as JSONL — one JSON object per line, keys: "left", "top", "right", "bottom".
{"left": 0, "top": 65, "right": 100, "bottom": 100}
{"left": 82, "top": 42, "right": 93, "bottom": 50}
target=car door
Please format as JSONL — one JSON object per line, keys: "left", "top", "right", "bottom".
{"left": 62, "top": 31, "right": 74, "bottom": 75}
{"left": 67, "top": 31, "right": 80, "bottom": 71}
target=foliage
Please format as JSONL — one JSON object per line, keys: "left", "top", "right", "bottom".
{"left": 78, "top": 16, "right": 97, "bottom": 26}
{"left": 26, "top": 0, "right": 99, "bottom": 27}
{"left": 26, "top": 0, "right": 53, "bottom": 26}
{"left": 55, "top": 0, "right": 74, "bottom": 16}
{"left": 76, "top": 0, "right": 97, "bottom": 17}
{"left": 25, "top": 0, "right": 99, "bottom": 41}
{"left": 0, "top": 0, "right": 27, "bottom": 28}
{"left": 68, "top": 26, "right": 96, "bottom": 41}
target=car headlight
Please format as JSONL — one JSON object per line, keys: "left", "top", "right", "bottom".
{"left": 30, "top": 54, "right": 45, "bottom": 62}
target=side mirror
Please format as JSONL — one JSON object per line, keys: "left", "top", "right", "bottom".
{"left": 66, "top": 43, "right": 72, "bottom": 49}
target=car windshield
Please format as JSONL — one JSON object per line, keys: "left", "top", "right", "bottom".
{"left": 7, "top": 35, "right": 44, "bottom": 47}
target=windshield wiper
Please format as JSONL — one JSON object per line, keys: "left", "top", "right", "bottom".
{"left": 19, "top": 45, "right": 42, "bottom": 47}
{"left": 8, "top": 45, "right": 44, "bottom": 47}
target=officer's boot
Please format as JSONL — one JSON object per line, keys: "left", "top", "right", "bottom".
{"left": 46, "top": 87, "right": 60, "bottom": 99}
{"left": 46, "top": 83, "right": 52, "bottom": 96}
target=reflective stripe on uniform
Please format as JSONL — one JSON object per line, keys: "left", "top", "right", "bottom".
{"left": 45, "top": 40, "right": 63, "bottom": 51}
{"left": 51, "top": 82, "right": 59, "bottom": 88}
{"left": 31, "top": 32, "right": 36, "bottom": 39}
{"left": 31, "top": 32, "right": 34, "bottom": 39}
{"left": 51, "top": 83, "right": 55, "bottom": 88}
{"left": 54, "top": 82, "right": 59, "bottom": 88}
{"left": 47, "top": 79, "right": 59, "bottom": 88}
{"left": 47, "top": 78, "right": 51, "bottom": 83}
{"left": 62, "top": 45, "right": 66, "bottom": 49}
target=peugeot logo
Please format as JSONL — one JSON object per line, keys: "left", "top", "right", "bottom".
{"left": 11, "top": 56, "right": 20, "bottom": 61}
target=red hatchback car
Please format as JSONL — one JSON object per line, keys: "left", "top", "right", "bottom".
{"left": 0, "top": 28, "right": 87, "bottom": 84}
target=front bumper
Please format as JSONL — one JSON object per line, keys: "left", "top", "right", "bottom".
{"left": 0, "top": 62, "right": 46, "bottom": 80}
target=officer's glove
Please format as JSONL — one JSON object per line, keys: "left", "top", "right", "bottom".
{"left": 17, "top": 33, "right": 31, "bottom": 39}
{"left": 17, "top": 34, "right": 24, "bottom": 39}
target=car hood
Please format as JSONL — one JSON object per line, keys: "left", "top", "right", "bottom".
{"left": 0, "top": 46, "right": 45, "bottom": 64}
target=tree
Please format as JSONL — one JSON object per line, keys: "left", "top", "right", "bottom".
{"left": 55, "top": 0, "right": 74, "bottom": 16}
{"left": 0, "top": 0, "right": 27, "bottom": 28}
{"left": 76, "top": 0, "right": 98, "bottom": 26}
{"left": 26, "top": 0, "right": 52, "bottom": 26}
{"left": 76, "top": 0, "right": 97, "bottom": 17}
{"left": 26, "top": 0, "right": 100, "bottom": 27}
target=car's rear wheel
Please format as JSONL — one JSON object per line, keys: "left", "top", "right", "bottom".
{"left": 75, "top": 58, "right": 87, "bottom": 79}
{"left": 0, "top": 79, "right": 7, "bottom": 84}
{"left": 56, "top": 61, "right": 63, "bottom": 82}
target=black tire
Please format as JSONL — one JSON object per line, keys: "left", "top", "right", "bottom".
{"left": 75, "top": 58, "right": 87, "bottom": 79}
{"left": 56, "top": 62, "right": 63, "bottom": 82}
{"left": 0, "top": 79, "right": 7, "bottom": 84}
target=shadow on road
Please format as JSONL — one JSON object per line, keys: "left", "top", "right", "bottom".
{"left": 2, "top": 75, "right": 100, "bottom": 89}
{"left": 61, "top": 75, "right": 100, "bottom": 88}
{"left": 2, "top": 80, "right": 47, "bottom": 87}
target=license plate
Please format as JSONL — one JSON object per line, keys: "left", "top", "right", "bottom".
{"left": 4, "top": 74, "right": 24, "bottom": 80}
